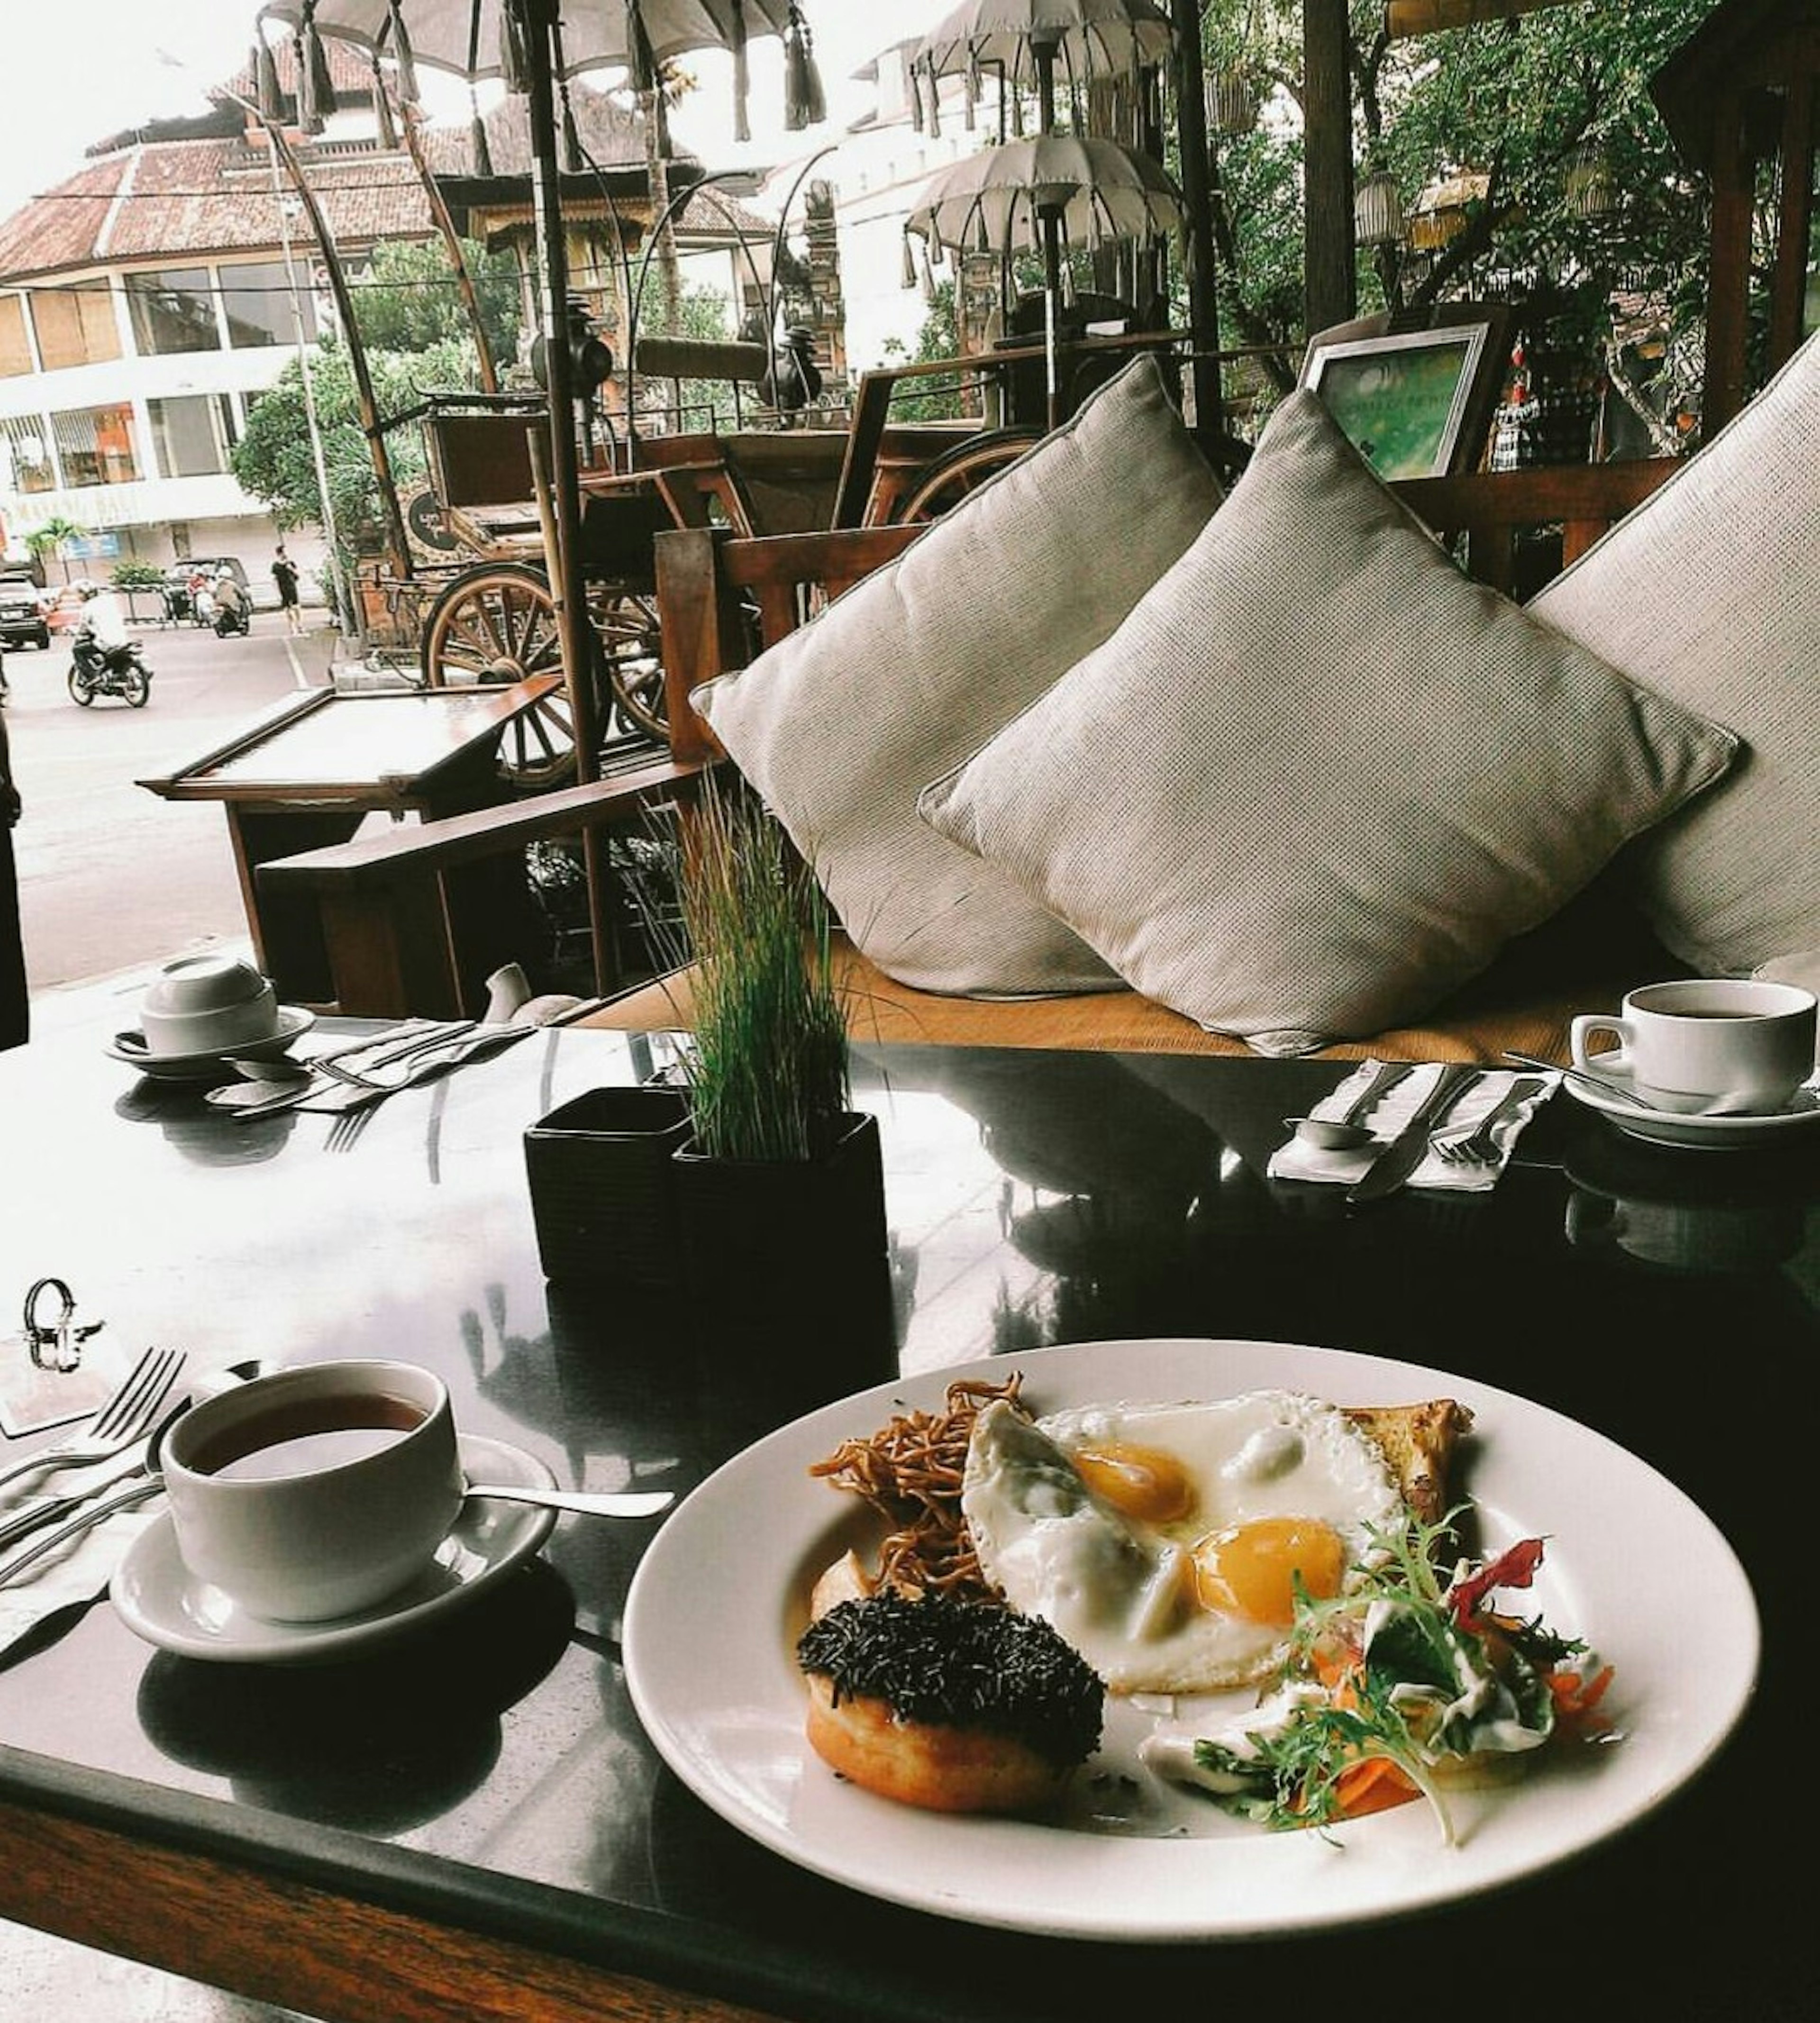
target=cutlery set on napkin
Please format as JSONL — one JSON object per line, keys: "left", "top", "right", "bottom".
{"left": 208, "top": 1018, "right": 534, "bottom": 1120}
{"left": 1269, "top": 1059, "right": 1559, "bottom": 1199}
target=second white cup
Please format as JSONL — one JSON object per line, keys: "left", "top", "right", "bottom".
{"left": 1570, "top": 978, "right": 1818, "bottom": 1116}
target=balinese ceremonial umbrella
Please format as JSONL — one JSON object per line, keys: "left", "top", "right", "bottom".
{"left": 255, "top": 0, "right": 820, "bottom": 777}
{"left": 910, "top": 0, "right": 1175, "bottom": 135}
{"left": 903, "top": 133, "right": 1183, "bottom": 424}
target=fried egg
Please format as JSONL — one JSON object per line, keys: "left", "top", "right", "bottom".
{"left": 960, "top": 1391, "right": 1402, "bottom": 1694}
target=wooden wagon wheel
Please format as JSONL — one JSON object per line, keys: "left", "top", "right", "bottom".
{"left": 420, "top": 563, "right": 668, "bottom": 787}
{"left": 889, "top": 428, "right": 1043, "bottom": 523}
{"left": 420, "top": 563, "right": 576, "bottom": 789}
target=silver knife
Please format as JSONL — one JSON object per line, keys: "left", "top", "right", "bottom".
{"left": 1346, "top": 1064, "right": 1482, "bottom": 1204}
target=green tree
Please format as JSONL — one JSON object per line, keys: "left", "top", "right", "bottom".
{"left": 230, "top": 333, "right": 479, "bottom": 570}
{"left": 1196, "top": 0, "right": 1716, "bottom": 428}
{"left": 879, "top": 282, "right": 964, "bottom": 419}
{"left": 24, "top": 516, "right": 90, "bottom": 583}
{"left": 350, "top": 236, "right": 522, "bottom": 364}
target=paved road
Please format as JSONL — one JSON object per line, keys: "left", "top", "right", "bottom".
{"left": 3, "top": 616, "right": 350, "bottom": 997}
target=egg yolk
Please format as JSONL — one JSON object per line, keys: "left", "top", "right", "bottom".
{"left": 1192, "top": 1516, "right": 1347, "bottom": 1626}
{"left": 1072, "top": 1442, "right": 1197, "bottom": 1525}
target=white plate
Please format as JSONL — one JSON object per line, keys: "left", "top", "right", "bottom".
{"left": 107, "top": 1008, "right": 316, "bottom": 1083}
{"left": 1565, "top": 1048, "right": 1820, "bottom": 1150}
{"left": 623, "top": 1337, "right": 1759, "bottom": 1942}
{"left": 111, "top": 1434, "right": 556, "bottom": 1664}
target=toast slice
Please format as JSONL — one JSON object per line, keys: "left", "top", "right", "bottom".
{"left": 1343, "top": 1399, "right": 1474, "bottom": 1525}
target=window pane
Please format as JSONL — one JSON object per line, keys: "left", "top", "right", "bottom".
{"left": 51, "top": 403, "right": 140, "bottom": 486}
{"left": 126, "top": 268, "right": 219, "bottom": 356}
{"left": 148, "top": 393, "right": 234, "bottom": 478}
{"left": 223, "top": 260, "right": 314, "bottom": 348}
{"left": 30, "top": 281, "right": 120, "bottom": 369}
{"left": 0, "top": 296, "right": 31, "bottom": 377}
{"left": 0, "top": 415, "right": 55, "bottom": 493}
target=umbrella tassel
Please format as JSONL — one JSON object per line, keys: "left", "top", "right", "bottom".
{"left": 385, "top": 0, "right": 420, "bottom": 108}
{"left": 371, "top": 56, "right": 399, "bottom": 148}
{"left": 255, "top": 36, "right": 283, "bottom": 123}
{"left": 909, "top": 64, "right": 925, "bottom": 136}
{"left": 561, "top": 87, "right": 584, "bottom": 174}
{"left": 298, "top": 7, "right": 335, "bottom": 135}
{"left": 901, "top": 233, "right": 918, "bottom": 291}
{"left": 469, "top": 84, "right": 494, "bottom": 178}
{"left": 498, "top": 5, "right": 531, "bottom": 95}
{"left": 921, "top": 244, "right": 937, "bottom": 306}
{"left": 783, "top": 5, "right": 826, "bottom": 131}
{"left": 730, "top": 0, "right": 752, "bottom": 145}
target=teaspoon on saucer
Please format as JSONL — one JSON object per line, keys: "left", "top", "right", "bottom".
{"left": 464, "top": 1482, "right": 672, "bottom": 1520}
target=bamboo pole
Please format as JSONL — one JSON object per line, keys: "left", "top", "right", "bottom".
{"left": 397, "top": 100, "right": 499, "bottom": 394}
{"left": 258, "top": 113, "right": 413, "bottom": 584}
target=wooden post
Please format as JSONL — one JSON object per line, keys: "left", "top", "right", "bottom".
{"left": 522, "top": 0, "right": 603, "bottom": 788}
{"left": 1169, "top": 0, "right": 1222, "bottom": 434}
{"left": 1303, "top": 0, "right": 1356, "bottom": 338}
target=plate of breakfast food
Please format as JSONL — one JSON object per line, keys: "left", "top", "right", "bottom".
{"left": 622, "top": 1337, "right": 1758, "bottom": 1941}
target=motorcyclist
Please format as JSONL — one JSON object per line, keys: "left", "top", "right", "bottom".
{"left": 73, "top": 583, "right": 132, "bottom": 675}
{"left": 212, "top": 567, "right": 249, "bottom": 635}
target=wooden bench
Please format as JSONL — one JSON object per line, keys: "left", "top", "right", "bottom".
{"left": 257, "top": 457, "right": 1676, "bottom": 1028}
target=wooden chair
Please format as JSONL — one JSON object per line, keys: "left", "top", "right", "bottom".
{"left": 257, "top": 456, "right": 1676, "bottom": 1020}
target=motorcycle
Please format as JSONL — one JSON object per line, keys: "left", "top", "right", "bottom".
{"left": 212, "top": 596, "right": 250, "bottom": 638}
{"left": 68, "top": 631, "right": 152, "bottom": 708}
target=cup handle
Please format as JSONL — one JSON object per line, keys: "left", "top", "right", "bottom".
{"left": 1571, "top": 1014, "right": 1629, "bottom": 1073}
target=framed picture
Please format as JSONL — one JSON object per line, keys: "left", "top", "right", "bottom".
{"left": 1300, "top": 313, "right": 1506, "bottom": 479}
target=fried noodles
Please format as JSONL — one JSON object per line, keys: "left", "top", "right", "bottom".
{"left": 809, "top": 1374, "right": 1024, "bottom": 1597}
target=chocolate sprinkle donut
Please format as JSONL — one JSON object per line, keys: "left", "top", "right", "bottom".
{"left": 797, "top": 1592, "right": 1104, "bottom": 1768}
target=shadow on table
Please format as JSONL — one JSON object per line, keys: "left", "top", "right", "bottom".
{"left": 134, "top": 1558, "right": 574, "bottom": 1833}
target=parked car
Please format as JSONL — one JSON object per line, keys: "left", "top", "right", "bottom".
{"left": 0, "top": 572, "right": 49, "bottom": 650}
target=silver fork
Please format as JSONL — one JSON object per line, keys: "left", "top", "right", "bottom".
{"left": 0, "top": 1345, "right": 186, "bottom": 1494}
{"left": 313, "top": 1024, "right": 525, "bottom": 1094}
{"left": 325, "top": 1099, "right": 381, "bottom": 1153}
{"left": 1434, "top": 1077, "right": 1548, "bottom": 1166}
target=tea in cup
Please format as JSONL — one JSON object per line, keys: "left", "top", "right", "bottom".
{"left": 1570, "top": 978, "right": 1818, "bottom": 1116}
{"left": 139, "top": 953, "right": 278, "bottom": 1057}
{"left": 161, "top": 1359, "right": 464, "bottom": 1622}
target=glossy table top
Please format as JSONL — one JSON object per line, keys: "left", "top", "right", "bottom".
{"left": 0, "top": 1025, "right": 1811, "bottom": 2021}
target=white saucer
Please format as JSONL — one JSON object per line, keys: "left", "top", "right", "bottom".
{"left": 1565, "top": 1049, "right": 1820, "bottom": 1150}
{"left": 107, "top": 1007, "right": 316, "bottom": 1082}
{"left": 110, "top": 1433, "right": 556, "bottom": 1664}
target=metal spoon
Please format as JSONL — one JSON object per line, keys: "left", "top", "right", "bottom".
{"left": 1285, "top": 1060, "right": 1419, "bottom": 1150}
{"left": 464, "top": 1483, "right": 672, "bottom": 1520}
{"left": 1500, "top": 1050, "right": 1681, "bottom": 1112}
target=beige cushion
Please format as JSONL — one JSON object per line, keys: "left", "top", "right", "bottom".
{"left": 1530, "top": 330, "right": 1820, "bottom": 976}
{"left": 692, "top": 355, "right": 1222, "bottom": 995}
{"left": 918, "top": 390, "right": 1738, "bottom": 1056}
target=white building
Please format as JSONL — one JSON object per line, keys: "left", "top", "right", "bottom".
{"left": 0, "top": 41, "right": 767, "bottom": 600}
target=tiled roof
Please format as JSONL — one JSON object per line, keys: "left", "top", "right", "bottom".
{"left": 0, "top": 140, "right": 437, "bottom": 282}
{"left": 0, "top": 56, "right": 766, "bottom": 287}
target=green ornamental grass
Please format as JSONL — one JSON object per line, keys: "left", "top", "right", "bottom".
{"left": 677, "top": 778, "right": 851, "bottom": 1165}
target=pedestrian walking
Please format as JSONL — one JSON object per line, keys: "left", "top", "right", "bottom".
{"left": 0, "top": 703, "right": 27, "bottom": 1050}
{"left": 271, "top": 546, "right": 303, "bottom": 635}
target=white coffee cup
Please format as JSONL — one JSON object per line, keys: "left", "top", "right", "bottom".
{"left": 162, "top": 1359, "right": 464, "bottom": 1622}
{"left": 1570, "top": 978, "right": 1818, "bottom": 1116}
{"left": 140, "top": 953, "right": 279, "bottom": 1057}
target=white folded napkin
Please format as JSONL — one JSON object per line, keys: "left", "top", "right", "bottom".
{"left": 1268, "top": 1060, "right": 1559, "bottom": 1194}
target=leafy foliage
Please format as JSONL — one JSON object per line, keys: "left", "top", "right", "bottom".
{"left": 230, "top": 333, "right": 479, "bottom": 554}
{"left": 349, "top": 236, "right": 522, "bottom": 363}
{"left": 1195, "top": 0, "right": 1718, "bottom": 423}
